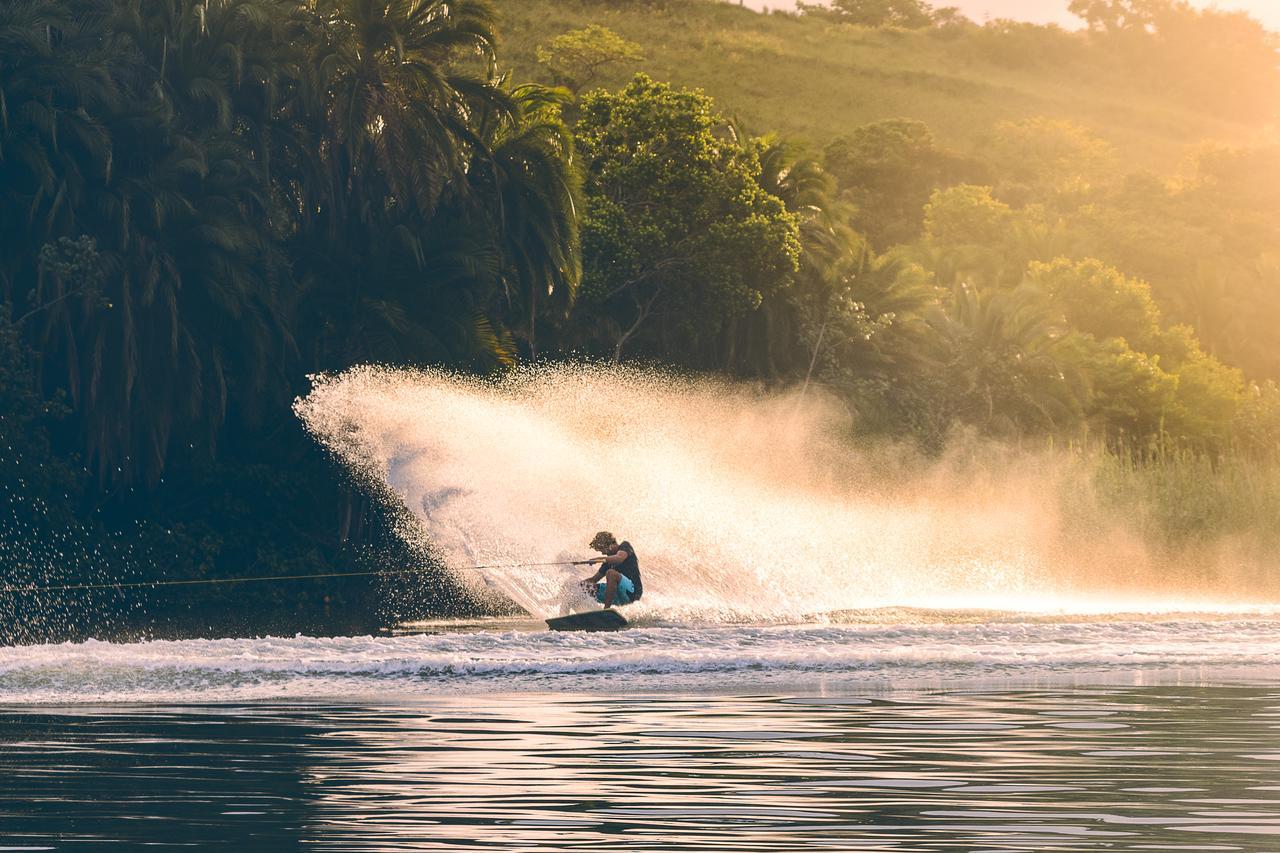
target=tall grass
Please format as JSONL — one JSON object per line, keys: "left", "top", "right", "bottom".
{"left": 1088, "top": 447, "right": 1280, "bottom": 549}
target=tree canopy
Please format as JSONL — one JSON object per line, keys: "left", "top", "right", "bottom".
{"left": 573, "top": 75, "right": 800, "bottom": 361}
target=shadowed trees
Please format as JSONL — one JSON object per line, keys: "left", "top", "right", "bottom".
{"left": 467, "top": 83, "right": 583, "bottom": 359}
{"left": 1, "top": 0, "right": 586, "bottom": 484}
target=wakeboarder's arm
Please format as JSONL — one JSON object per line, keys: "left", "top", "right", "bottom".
{"left": 584, "top": 558, "right": 609, "bottom": 583}
{"left": 599, "top": 548, "right": 630, "bottom": 567}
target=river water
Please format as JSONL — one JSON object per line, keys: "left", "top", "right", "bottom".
{"left": 3, "top": 616, "right": 1280, "bottom": 850}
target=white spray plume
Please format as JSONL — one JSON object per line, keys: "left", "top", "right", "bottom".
{"left": 295, "top": 363, "right": 1265, "bottom": 622}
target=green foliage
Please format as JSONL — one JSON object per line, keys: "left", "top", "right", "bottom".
{"left": 0, "top": 307, "right": 78, "bottom": 509}
{"left": 1235, "top": 382, "right": 1280, "bottom": 456}
{"left": 1028, "top": 258, "right": 1161, "bottom": 352}
{"left": 1061, "top": 335, "right": 1175, "bottom": 444}
{"left": 959, "top": 20, "right": 1085, "bottom": 70}
{"left": 987, "top": 118, "right": 1115, "bottom": 205}
{"left": 1069, "top": 0, "right": 1168, "bottom": 33}
{"left": 924, "top": 185, "right": 1013, "bottom": 250}
{"left": 0, "top": 0, "right": 585, "bottom": 637}
{"left": 495, "top": 0, "right": 1264, "bottom": 174}
{"left": 919, "top": 185, "right": 1027, "bottom": 286}
{"left": 824, "top": 119, "right": 981, "bottom": 249}
{"left": 535, "top": 25, "right": 644, "bottom": 93}
{"left": 925, "top": 283, "right": 1084, "bottom": 436}
{"left": 573, "top": 74, "right": 800, "bottom": 361}
{"left": 470, "top": 84, "right": 584, "bottom": 359}
{"left": 1165, "top": 353, "right": 1245, "bottom": 450}
{"left": 795, "top": 248, "right": 940, "bottom": 440}
{"left": 1054, "top": 152, "right": 1280, "bottom": 381}
{"left": 825, "top": 0, "right": 936, "bottom": 28}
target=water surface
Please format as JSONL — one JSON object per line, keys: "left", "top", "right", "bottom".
{"left": 6, "top": 615, "right": 1280, "bottom": 849}
{"left": 4, "top": 686, "right": 1280, "bottom": 850}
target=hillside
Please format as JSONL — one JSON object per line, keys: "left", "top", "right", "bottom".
{"left": 495, "top": 0, "right": 1266, "bottom": 170}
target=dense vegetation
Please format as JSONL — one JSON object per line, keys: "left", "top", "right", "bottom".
{"left": 2, "top": 0, "right": 1278, "bottom": 641}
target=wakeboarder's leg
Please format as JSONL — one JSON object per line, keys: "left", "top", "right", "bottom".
{"left": 604, "top": 569, "right": 621, "bottom": 608}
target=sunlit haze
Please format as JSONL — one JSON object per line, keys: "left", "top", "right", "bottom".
{"left": 741, "top": 0, "right": 1280, "bottom": 29}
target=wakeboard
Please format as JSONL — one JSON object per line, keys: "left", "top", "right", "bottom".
{"left": 545, "top": 609, "right": 629, "bottom": 632}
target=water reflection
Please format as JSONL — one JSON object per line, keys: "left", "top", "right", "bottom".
{"left": 2, "top": 686, "right": 1279, "bottom": 850}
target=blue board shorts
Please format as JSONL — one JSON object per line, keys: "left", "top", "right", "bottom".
{"left": 596, "top": 575, "right": 636, "bottom": 606}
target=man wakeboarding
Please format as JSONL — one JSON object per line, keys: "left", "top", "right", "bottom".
{"left": 581, "top": 531, "right": 643, "bottom": 609}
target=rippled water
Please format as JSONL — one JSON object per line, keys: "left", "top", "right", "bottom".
{"left": 4, "top": 686, "right": 1280, "bottom": 850}
{"left": 3, "top": 616, "right": 1280, "bottom": 849}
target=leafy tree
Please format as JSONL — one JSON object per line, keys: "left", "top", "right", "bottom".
{"left": 1156, "top": 7, "right": 1279, "bottom": 120}
{"left": 1061, "top": 334, "right": 1176, "bottom": 446}
{"left": 535, "top": 25, "right": 643, "bottom": 94}
{"left": 827, "top": 0, "right": 935, "bottom": 28}
{"left": 1235, "top": 381, "right": 1280, "bottom": 456}
{"left": 1027, "top": 257, "right": 1162, "bottom": 352}
{"left": 923, "top": 185, "right": 1013, "bottom": 252}
{"left": 965, "top": 19, "right": 1085, "bottom": 70}
{"left": 1167, "top": 352, "right": 1246, "bottom": 451}
{"left": 824, "top": 119, "right": 981, "bottom": 249}
{"left": 987, "top": 118, "right": 1114, "bottom": 206}
{"left": 1069, "top": 0, "right": 1170, "bottom": 33}
{"left": 917, "top": 185, "right": 1023, "bottom": 287}
{"left": 573, "top": 75, "right": 800, "bottom": 362}
{"left": 1071, "top": 0, "right": 1279, "bottom": 120}
{"left": 1063, "top": 158, "right": 1280, "bottom": 381}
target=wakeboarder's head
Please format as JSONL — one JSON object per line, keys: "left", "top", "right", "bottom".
{"left": 589, "top": 531, "right": 618, "bottom": 554}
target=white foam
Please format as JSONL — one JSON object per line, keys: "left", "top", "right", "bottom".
{"left": 4, "top": 618, "right": 1280, "bottom": 703}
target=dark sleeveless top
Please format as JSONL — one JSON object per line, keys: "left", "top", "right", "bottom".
{"left": 614, "top": 541, "right": 642, "bottom": 599}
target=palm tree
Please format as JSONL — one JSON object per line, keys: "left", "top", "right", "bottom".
{"left": 2, "top": 0, "right": 294, "bottom": 484}
{"left": 0, "top": 0, "right": 118, "bottom": 303}
{"left": 712, "top": 134, "right": 839, "bottom": 376}
{"left": 289, "top": 0, "right": 529, "bottom": 371}
{"left": 311, "top": 0, "right": 507, "bottom": 223}
{"left": 114, "top": 0, "right": 310, "bottom": 181}
{"left": 467, "top": 82, "right": 582, "bottom": 359}
{"left": 4, "top": 0, "right": 582, "bottom": 486}
{"left": 57, "top": 121, "right": 290, "bottom": 483}
{"left": 755, "top": 133, "right": 834, "bottom": 224}
{"left": 926, "top": 282, "right": 1085, "bottom": 435}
